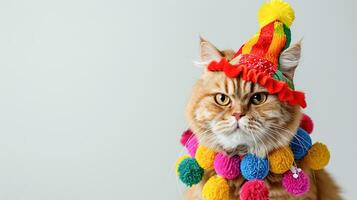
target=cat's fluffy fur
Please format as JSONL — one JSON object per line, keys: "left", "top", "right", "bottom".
{"left": 184, "top": 38, "right": 342, "bottom": 200}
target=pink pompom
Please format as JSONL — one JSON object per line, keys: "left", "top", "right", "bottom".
{"left": 214, "top": 153, "right": 240, "bottom": 180}
{"left": 180, "top": 129, "right": 193, "bottom": 146}
{"left": 282, "top": 170, "right": 310, "bottom": 196}
{"left": 240, "top": 180, "right": 269, "bottom": 200}
{"left": 180, "top": 129, "right": 198, "bottom": 157}
{"left": 185, "top": 135, "right": 198, "bottom": 157}
{"left": 300, "top": 114, "right": 314, "bottom": 134}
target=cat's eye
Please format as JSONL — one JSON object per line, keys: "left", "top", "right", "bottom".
{"left": 214, "top": 93, "right": 231, "bottom": 106}
{"left": 250, "top": 92, "right": 268, "bottom": 105}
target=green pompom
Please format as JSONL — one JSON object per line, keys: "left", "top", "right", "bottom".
{"left": 178, "top": 158, "right": 204, "bottom": 186}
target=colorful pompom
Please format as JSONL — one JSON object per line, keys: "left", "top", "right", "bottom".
{"left": 214, "top": 153, "right": 240, "bottom": 180}
{"left": 195, "top": 145, "right": 216, "bottom": 170}
{"left": 177, "top": 157, "right": 204, "bottom": 186}
{"left": 202, "top": 176, "right": 229, "bottom": 200}
{"left": 257, "top": 0, "right": 295, "bottom": 28}
{"left": 240, "top": 180, "right": 269, "bottom": 200}
{"left": 268, "top": 147, "right": 294, "bottom": 174}
{"left": 300, "top": 114, "right": 314, "bottom": 134}
{"left": 304, "top": 142, "right": 330, "bottom": 170}
{"left": 180, "top": 129, "right": 193, "bottom": 146}
{"left": 185, "top": 134, "right": 198, "bottom": 157}
{"left": 240, "top": 154, "right": 269, "bottom": 180}
{"left": 175, "top": 154, "right": 190, "bottom": 175}
{"left": 282, "top": 170, "right": 310, "bottom": 196}
{"left": 290, "top": 128, "right": 312, "bottom": 160}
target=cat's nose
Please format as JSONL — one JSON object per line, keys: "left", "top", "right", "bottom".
{"left": 233, "top": 113, "right": 244, "bottom": 121}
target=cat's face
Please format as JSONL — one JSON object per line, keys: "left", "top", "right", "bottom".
{"left": 186, "top": 38, "right": 302, "bottom": 157}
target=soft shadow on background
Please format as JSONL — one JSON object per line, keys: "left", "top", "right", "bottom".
{"left": 0, "top": 0, "right": 356, "bottom": 199}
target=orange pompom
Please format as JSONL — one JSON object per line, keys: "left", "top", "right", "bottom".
{"left": 304, "top": 142, "right": 330, "bottom": 170}
{"left": 268, "top": 146, "right": 294, "bottom": 174}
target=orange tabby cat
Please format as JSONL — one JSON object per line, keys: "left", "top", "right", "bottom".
{"left": 183, "top": 38, "right": 342, "bottom": 200}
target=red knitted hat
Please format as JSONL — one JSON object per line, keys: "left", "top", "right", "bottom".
{"left": 208, "top": 0, "right": 306, "bottom": 108}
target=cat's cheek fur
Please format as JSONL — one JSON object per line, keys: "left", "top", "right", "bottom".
{"left": 209, "top": 117, "right": 236, "bottom": 134}
{"left": 195, "top": 106, "right": 213, "bottom": 122}
{"left": 210, "top": 116, "right": 254, "bottom": 152}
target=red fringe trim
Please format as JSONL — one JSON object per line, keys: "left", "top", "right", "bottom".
{"left": 208, "top": 58, "right": 307, "bottom": 108}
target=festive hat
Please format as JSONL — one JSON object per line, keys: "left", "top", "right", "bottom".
{"left": 208, "top": 0, "right": 306, "bottom": 108}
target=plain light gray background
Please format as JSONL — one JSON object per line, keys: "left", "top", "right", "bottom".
{"left": 0, "top": 0, "right": 356, "bottom": 199}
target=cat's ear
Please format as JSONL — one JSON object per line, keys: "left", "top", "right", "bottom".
{"left": 200, "top": 37, "right": 222, "bottom": 64}
{"left": 279, "top": 42, "right": 302, "bottom": 80}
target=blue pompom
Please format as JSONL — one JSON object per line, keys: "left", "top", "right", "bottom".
{"left": 290, "top": 128, "right": 312, "bottom": 160}
{"left": 240, "top": 154, "right": 269, "bottom": 180}
{"left": 178, "top": 158, "right": 204, "bottom": 186}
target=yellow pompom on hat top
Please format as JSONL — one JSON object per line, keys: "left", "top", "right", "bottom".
{"left": 258, "top": 0, "right": 295, "bottom": 28}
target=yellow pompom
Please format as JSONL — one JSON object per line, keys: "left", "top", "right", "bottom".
{"left": 304, "top": 142, "right": 330, "bottom": 170}
{"left": 258, "top": 0, "right": 295, "bottom": 28}
{"left": 195, "top": 145, "right": 216, "bottom": 170}
{"left": 268, "top": 146, "right": 294, "bottom": 174}
{"left": 202, "top": 176, "right": 229, "bottom": 200}
{"left": 175, "top": 154, "right": 190, "bottom": 175}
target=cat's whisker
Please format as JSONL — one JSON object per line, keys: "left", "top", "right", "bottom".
{"left": 266, "top": 125, "right": 311, "bottom": 152}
